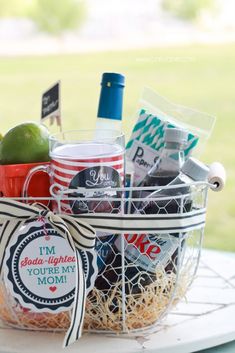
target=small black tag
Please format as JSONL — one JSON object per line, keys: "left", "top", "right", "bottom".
{"left": 41, "top": 81, "right": 60, "bottom": 121}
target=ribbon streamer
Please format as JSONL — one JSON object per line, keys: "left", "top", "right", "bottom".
{"left": 73, "top": 207, "right": 207, "bottom": 234}
{"left": 0, "top": 199, "right": 96, "bottom": 347}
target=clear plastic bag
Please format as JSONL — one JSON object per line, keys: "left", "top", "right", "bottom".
{"left": 139, "top": 87, "right": 215, "bottom": 156}
{"left": 126, "top": 88, "right": 216, "bottom": 185}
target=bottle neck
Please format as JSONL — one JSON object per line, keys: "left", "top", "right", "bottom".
{"left": 96, "top": 117, "right": 122, "bottom": 132}
{"left": 170, "top": 172, "right": 192, "bottom": 186}
{"left": 149, "top": 142, "right": 185, "bottom": 177}
{"left": 164, "top": 141, "right": 184, "bottom": 151}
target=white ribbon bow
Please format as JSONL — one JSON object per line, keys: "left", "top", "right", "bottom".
{"left": 0, "top": 199, "right": 96, "bottom": 347}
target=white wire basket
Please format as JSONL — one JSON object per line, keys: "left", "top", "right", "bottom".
{"left": 0, "top": 181, "right": 209, "bottom": 335}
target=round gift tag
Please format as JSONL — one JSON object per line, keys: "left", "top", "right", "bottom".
{"left": 4, "top": 219, "right": 97, "bottom": 313}
{"left": 68, "top": 165, "right": 122, "bottom": 214}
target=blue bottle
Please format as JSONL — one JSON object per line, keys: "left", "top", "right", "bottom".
{"left": 96, "top": 72, "right": 125, "bottom": 132}
{"left": 95, "top": 72, "right": 125, "bottom": 272}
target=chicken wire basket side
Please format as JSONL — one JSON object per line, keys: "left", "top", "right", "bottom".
{"left": 56, "top": 182, "right": 208, "bottom": 333}
{"left": 0, "top": 182, "right": 208, "bottom": 335}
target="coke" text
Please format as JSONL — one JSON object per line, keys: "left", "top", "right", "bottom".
{"left": 124, "top": 234, "right": 167, "bottom": 260}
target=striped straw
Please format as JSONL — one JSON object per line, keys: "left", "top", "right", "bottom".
{"left": 127, "top": 109, "right": 199, "bottom": 159}
{"left": 140, "top": 123, "right": 155, "bottom": 143}
{"left": 126, "top": 110, "right": 149, "bottom": 149}
{"left": 150, "top": 120, "right": 166, "bottom": 150}
{"left": 143, "top": 120, "right": 161, "bottom": 146}
{"left": 184, "top": 135, "right": 199, "bottom": 157}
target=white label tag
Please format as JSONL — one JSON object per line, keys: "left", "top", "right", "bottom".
{"left": 126, "top": 140, "right": 161, "bottom": 185}
{"left": 4, "top": 220, "right": 97, "bottom": 313}
{"left": 115, "top": 233, "right": 180, "bottom": 273}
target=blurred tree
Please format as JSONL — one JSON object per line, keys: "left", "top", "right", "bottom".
{"left": 162, "top": 0, "right": 215, "bottom": 21}
{"left": 0, "top": 0, "right": 86, "bottom": 35}
{"left": 0, "top": 0, "right": 29, "bottom": 17}
{"left": 27, "top": 0, "right": 86, "bottom": 35}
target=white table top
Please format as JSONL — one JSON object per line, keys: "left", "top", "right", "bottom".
{"left": 0, "top": 249, "right": 235, "bottom": 353}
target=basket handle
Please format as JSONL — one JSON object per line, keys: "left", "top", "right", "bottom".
{"left": 208, "top": 162, "right": 226, "bottom": 192}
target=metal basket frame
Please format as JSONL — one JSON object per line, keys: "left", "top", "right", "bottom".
{"left": 0, "top": 181, "right": 211, "bottom": 335}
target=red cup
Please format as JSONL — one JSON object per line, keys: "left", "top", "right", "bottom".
{"left": 0, "top": 162, "right": 50, "bottom": 201}
{"left": 23, "top": 130, "right": 125, "bottom": 214}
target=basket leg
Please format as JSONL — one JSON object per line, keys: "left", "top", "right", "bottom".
{"left": 120, "top": 231, "right": 127, "bottom": 332}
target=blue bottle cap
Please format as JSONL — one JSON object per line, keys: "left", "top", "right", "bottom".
{"left": 101, "top": 72, "right": 125, "bottom": 87}
{"left": 97, "top": 72, "right": 125, "bottom": 121}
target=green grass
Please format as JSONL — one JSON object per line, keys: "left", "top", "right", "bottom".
{"left": 0, "top": 44, "right": 234, "bottom": 251}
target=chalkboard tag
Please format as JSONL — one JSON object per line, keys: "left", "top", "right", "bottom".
{"left": 41, "top": 81, "right": 62, "bottom": 130}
